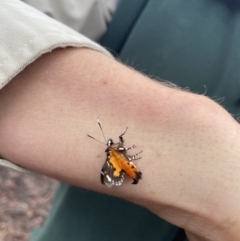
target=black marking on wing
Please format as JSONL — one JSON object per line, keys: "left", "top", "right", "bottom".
{"left": 132, "top": 171, "right": 142, "bottom": 184}
{"left": 100, "top": 158, "right": 125, "bottom": 187}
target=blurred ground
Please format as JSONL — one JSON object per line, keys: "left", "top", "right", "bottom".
{"left": 0, "top": 167, "right": 58, "bottom": 241}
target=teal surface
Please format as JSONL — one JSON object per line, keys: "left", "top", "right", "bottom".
{"left": 102, "top": 0, "right": 240, "bottom": 114}
{"left": 32, "top": 0, "right": 240, "bottom": 240}
{"left": 32, "top": 184, "right": 180, "bottom": 241}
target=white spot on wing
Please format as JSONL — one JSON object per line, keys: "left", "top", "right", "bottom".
{"left": 106, "top": 175, "right": 112, "bottom": 182}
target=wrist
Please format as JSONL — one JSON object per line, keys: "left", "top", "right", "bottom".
{"left": 143, "top": 92, "right": 240, "bottom": 240}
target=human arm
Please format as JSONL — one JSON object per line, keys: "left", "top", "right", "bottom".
{"left": 0, "top": 47, "right": 240, "bottom": 241}
{"left": 1, "top": 1, "right": 240, "bottom": 240}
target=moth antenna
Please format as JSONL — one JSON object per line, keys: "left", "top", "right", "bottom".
{"left": 87, "top": 134, "right": 106, "bottom": 145}
{"left": 97, "top": 118, "right": 107, "bottom": 143}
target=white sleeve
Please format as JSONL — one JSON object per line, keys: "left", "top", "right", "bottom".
{"left": 22, "top": 0, "right": 120, "bottom": 41}
{"left": 0, "top": 0, "right": 112, "bottom": 171}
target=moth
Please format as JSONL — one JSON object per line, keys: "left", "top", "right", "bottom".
{"left": 87, "top": 118, "right": 142, "bottom": 187}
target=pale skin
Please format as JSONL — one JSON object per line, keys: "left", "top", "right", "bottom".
{"left": 0, "top": 48, "right": 240, "bottom": 241}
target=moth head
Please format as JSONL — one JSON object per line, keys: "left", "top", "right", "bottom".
{"left": 107, "top": 139, "right": 114, "bottom": 146}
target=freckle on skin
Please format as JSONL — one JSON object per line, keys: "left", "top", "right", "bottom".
{"left": 103, "top": 81, "right": 107, "bottom": 85}
{"left": 96, "top": 154, "right": 102, "bottom": 158}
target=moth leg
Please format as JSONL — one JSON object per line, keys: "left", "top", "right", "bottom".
{"left": 125, "top": 144, "right": 136, "bottom": 151}
{"left": 119, "top": 127, "right": 128, "bottom": 143}
{"left": 117, "top": 144, "right": 136, "bottom": 152}
{"left": 129, "top": 150, "right": 143, "bottom": 160}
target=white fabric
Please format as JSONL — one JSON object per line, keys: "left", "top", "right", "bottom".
{"left": 0, "top": 0, "right": 117, "bottom": 171}
{"left": 22, "top": 0, "right": 120, "bottom": 41}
